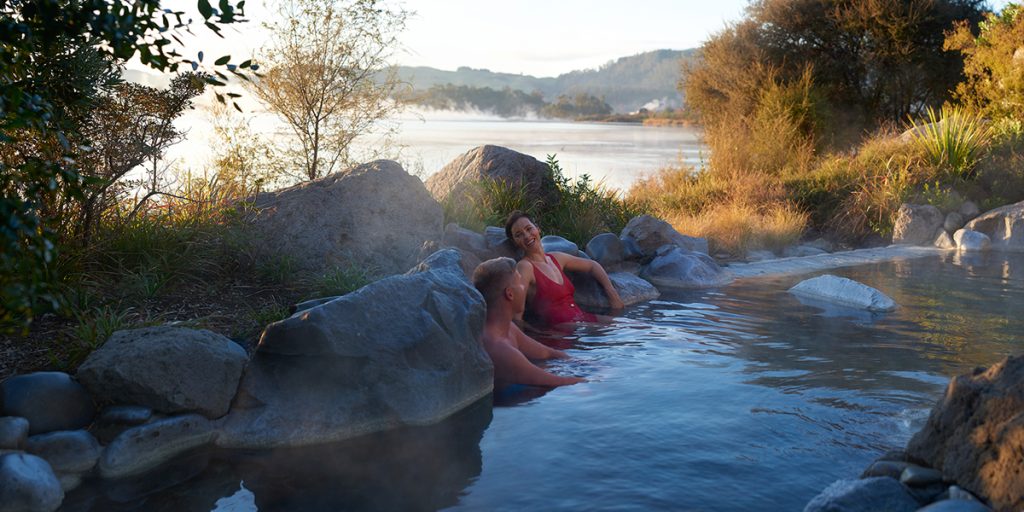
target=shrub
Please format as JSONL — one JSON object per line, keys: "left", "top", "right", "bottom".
{"left": 907, "top": 105, "right": 993, "bottom": 180}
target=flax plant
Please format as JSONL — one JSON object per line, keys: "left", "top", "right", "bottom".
{"left": 908, "top": 105, "right": 993, "bottom": 180}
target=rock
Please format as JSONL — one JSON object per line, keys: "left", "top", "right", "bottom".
{"left": 97, "top": 405, "right": 152, "bottom": 426}
{"left": 862, "top": 460, "right": 910, "bottom": 479}
{"left": 98, "top": 414, "right": 217, "bottom": 479}
{"left": 541, "top": 235, "right": 579, "bottom": 256}
{"left": 788, "top": 274, "right": 896, "bottom": 312}
{"left": 252, "top": 160, "right": 443, "bottom": 275}
{"left": 960, "top": 201, "right": 980, "bottom": 220}
{"left": 803, "top": 477, "right": 918, "bottom": 512}
{"left": 442, "top": 223, "right": 489, "bottom": 258}
{"left": 963, "top": 200, "right": 1024, "bottom": 252}
{"left": 953, "top": 229, "right": 992, "bottom": 252}
{"left": 907, "top": 354, "right": 1024, "bottom": 512}
{"left": 745, "top": 249, "right": 776, "bottom": 262}
{"left": 77, "top": 326, "right": 247, "bottom": 419}
{"left": 917, "top": 499, "right": 993, "bottom": 512}
{"left": 0, "top": 453, "right": 63, "bottom": 512}
{"left": 640, "top": 245, "right": 732, "bottom": 289}
{"left": 217, "top": 249, "right": 492, "bottom": 449}
{"left": 620, "top": 235, "right": 645, "bottom": 261}
{"left": 900, "top": 464, "right": 943, "bottom": 487}
{"left": 1, "top": 372, "right": 94, "bottom": 435}
{"left": 805, "top": 238, "right": 834, "bottom": 252}
{"left": 424, "top": 145, "right": 558, "bottom": 207}
{"left": 586, "top": 233, "right": 624, "bottom": 267}
{"left": 484, "top": 226, "right": 518, "bottom": 259}
{"left": 783, "top": 245, "right": 828, "bottom": 258}
{"left": 0, "top": 417, "right": 29, "bottom": 449}
{"left": 25, "top": 431, "right": 100, "bottom": 473}
{"left": 621, "top": 215, "right": 709, "bottom": 255}
{"left": 893, "top": 204, "right": 945, "bottom": 245}
{"left": 934, "top": 230, "right": 956, "bottom": 250}
{"left": 56, "top": 472, "right": 81, "bottom": 493}
{"left": 948, "top": 485, "right": 982, "bottom": 502}
{"left": 945, "top": 212, "right": 966, "bottom": 232}
{"left": 569, "top": 271, "right": 660, "bottom": 310}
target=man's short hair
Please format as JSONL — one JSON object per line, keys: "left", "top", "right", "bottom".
{"left": 473, "top": 257, "right": 517, "bottom": 305}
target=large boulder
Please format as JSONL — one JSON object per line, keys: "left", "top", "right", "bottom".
{"left": 639, "top": 245, "right": 732, "bottom": 289}
{"left": 76, "top": 327, "right": 248, "bottom": 419}
{"left": 953, "top": 229, "right": 991, "bottom": 252}
{"left": 788, "top": 275, "right": 897, "bottom": 312}
{"left": 484, "top": 226, "right": 519, "bottom": 259}
{"left": 963, "top": 200, "right": 1024, "bottom": 251}
{"left": 541, "top": 235, "right": 580, "bottom": 256}
{"left": 252, "top": 160, "right": 443, "bottom": 275}
{"left": 0, "top": 453, "right": 63, "bottom": 512}
{"left": 907, "top": 355, "right": 1024, "bottom": 512}
{"left": 441, "top": 223, "right": 489, "bottom": 258}
{"left": 621, "top": 215, "right": 709, "bottom": 255}
{"left": 424, "top": 145, "right": 558, "bottom": 207}
{"left": 893, "top": 204, "right": 945, "bottom": 245}
{"left": 217, "top": 249, "right": 492, "bottom": 449}
{"left": 586, "top": 233, "right": 624, "bottom": 268}
{"left": 1, "top": 372, "right": 94, "bottom": 435}
{"left": 99, "top": 414, "right": 217, "bottom": 479}
{"left": 569, "top": 271, "right": 660, "bottom": 310}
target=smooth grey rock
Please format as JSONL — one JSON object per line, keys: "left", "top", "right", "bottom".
{"left": 953, "top": 229, "right": 991, "bottom": 252}
{"left": 803, "top": 477, "right": 918, "bottom": 512}
{"left": 99, "top": 414, "right": 217, "bottom": 479}
{"left": 947, "top": 485, "right": 981, "bottom": 502}
{"left": 586, "top": 233, "right": 625, "bottom": 267}
{"left": 25, "top": 431, "right": 100, "bottom": 473}
{"left": 621, "top": 215, "right": 709, "bottom": 255}
{"left": 425, "top": 145, "right": 559, "bottom": 208}
{"left": 253, "top": 160, "right": 443, "bottom": 275}
{"left": 484, "top": 226, "right": 518, "bottom": 259}
{"left": 907, "top": 354, "right": 1024, "bottom": 512}
{"left": 789, "top": 274, "right": 896, "bottom": 312}
{"left": 783, "top": 245, "right": 828, "bottom": 258}
{"left": 960, "top": 201, "right": 980, "bottom": 220}
{"left": 934, "top": 230, "right": 956, "bottom": 250}
{"left": 56, "top": 472, "right": 81, "bottom": 493}
{"left": 893, "top": 204, "right": 945, "bottom": 245}
{"left": 217, "top": 249, "right": 492, "bottom": 449}
{"left": 0, "top": 453, "right": 63, "bottom": 512}
{"left": 862, "top": 460, "right": 910, "bottom": 479}
{"left": 963, "top": 199, "right": 1024, "bottom": 251}
{"left": 0, "top": 417, "right": 29, "bottom": 449}
{"left": 917, "top": 499, "right": 992, "bottom": 512}
{"left": 640, "top": 245, "right": 732, "bottom": 289}
{"left": 97, "top": 405, "right": 152, "bottom": 426}
{"left": 1, "top": 372, "right": 94, "bottom": 435}
{"left": 745, "top": 249, "right": 776, "bottom": 262}
{"left": 541, "top": 235, "right": 579, "bottom": 256}
{"left": 620, "top": 235, "right": 645, "bottom": 260}
{"left": 292, "top": 295, "right": 343, "bottom": 315}
{"left": 569, "top": 271, "right": 660, "bottom": 310}
{"left": 944, "top": 212, "right": 966, "bottom": 232}
{"left": 77, "top": 326, "right": 247, "bottom": 419}
{"left": 442, "top": 223, "right": 489, "bottom": 258}
{"left": 900, "top": 464, "right": 943, "bottom": 487}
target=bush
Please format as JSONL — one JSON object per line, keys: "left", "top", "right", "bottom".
{"left": 907, "top": 105, "right": 993, "bottom": 180}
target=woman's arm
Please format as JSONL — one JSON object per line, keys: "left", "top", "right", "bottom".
{"left": 553, "top": 252, "right": 625, "bottom": 310}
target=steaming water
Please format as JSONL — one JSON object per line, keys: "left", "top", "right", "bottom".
{"left": 168, "top": 108, "right": 705, "bottom": 192}
{"left": 61, "top": 251, "right": 1024, "bottom": 511}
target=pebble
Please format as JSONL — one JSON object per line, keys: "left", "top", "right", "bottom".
{"left": 901, "top": 464, "right": 944, "bottom": 487}
{"left": 0, "top": 453, "right": 63, "bottom": 512}
{"left": 0, "top": 416, "right": 30, "bottom": 449}
{"left": 25, "top": 430, "right": 101, "bottom": 473}
{"left": 98, "top": 405, "right": 153, "bottom": 425}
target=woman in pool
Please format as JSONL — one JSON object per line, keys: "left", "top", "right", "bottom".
{"left": 505, "top": 210, "right": 624, "bottom": 328}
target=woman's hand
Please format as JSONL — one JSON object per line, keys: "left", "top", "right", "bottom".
{"left": 608, "top": 295, "right": 625, "bottom": 311}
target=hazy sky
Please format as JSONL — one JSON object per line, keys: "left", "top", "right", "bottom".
{"left": 156, "top": 0, "right": 1012, "bottom": 78}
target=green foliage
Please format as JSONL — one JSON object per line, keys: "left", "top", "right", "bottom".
{"left": 443, "top": 178, "right": 537, "bottom": 232}
{"left": 907, "top": 105, "right": 993, "bottom": 180}
{"left": 946, "top": 3, "right": 1024, "bottom": 121}
{"left": 540, "top": 93, "right": 613, "bottom": 119}
{"left": 311, "top": 265, "right": 372, "bottom": 298}
{"left": 917, "top": 181, "right": 962, "bottom": 212}
{"left": 414, "top": 84, "right": 546, "bottom": 117}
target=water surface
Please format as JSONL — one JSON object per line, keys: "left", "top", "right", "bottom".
{"left": 62, "top": 252, "right": 1024, "bottom": 511}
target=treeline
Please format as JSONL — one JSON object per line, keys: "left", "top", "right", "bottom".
{"left": 412, "top": 84, "right": 614, "bottom": 120}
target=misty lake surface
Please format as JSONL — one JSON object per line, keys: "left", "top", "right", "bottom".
{"left": 171, "top": 110, "right": 705, "bottom": 191}
{"left": 62, "top": 251, "right": 1024, "bottom": 511}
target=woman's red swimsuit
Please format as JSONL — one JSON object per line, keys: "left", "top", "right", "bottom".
{"left": 529, "top": 255, "right": 597, "bottom": 326}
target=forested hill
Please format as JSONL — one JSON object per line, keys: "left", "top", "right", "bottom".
{"left": 398, "top": 49, "right": 697, "bottom": 114}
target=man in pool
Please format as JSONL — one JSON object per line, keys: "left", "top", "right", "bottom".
{"left": 472, "top": 257, "right": 585, "bottom": 387}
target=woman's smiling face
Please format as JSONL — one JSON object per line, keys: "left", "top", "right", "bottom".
{"left": 510, "top": 217, "right": 541, "bottom": 252}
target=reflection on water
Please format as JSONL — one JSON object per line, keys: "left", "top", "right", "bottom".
{"left": 61, "top": 253, "right": 1024, "bottom": 511}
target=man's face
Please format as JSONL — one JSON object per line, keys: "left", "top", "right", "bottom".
{"left": 509, "top": 269, "right": 527, "bottom": 314}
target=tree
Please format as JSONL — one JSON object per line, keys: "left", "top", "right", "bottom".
{"left": 250, "top": 0, "right": 407, "bottom": 181}
{"left": 946, "top": 3, "right": 1024, "bottom": 121}
{"left": 1, "top": 0, "right": 248, "bottom": 329}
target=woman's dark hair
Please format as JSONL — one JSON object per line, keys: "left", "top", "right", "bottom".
{"left": 504, "top": 210, "right": 535, "bottom": 241}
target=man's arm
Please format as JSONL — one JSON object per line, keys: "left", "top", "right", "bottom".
{"left": 511, "top": 323, "right": 568, "bottom": 360}
{"left": 485, "top": 338, "right": 583, "bottom": 387}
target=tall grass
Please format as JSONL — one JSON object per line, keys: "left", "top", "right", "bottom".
{"left": 907, "top": 105, "right": 993, "bottom": 180}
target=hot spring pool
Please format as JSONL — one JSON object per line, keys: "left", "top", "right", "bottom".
{"left": 62, "top": 251, "right": 1024, "bottom": 511}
